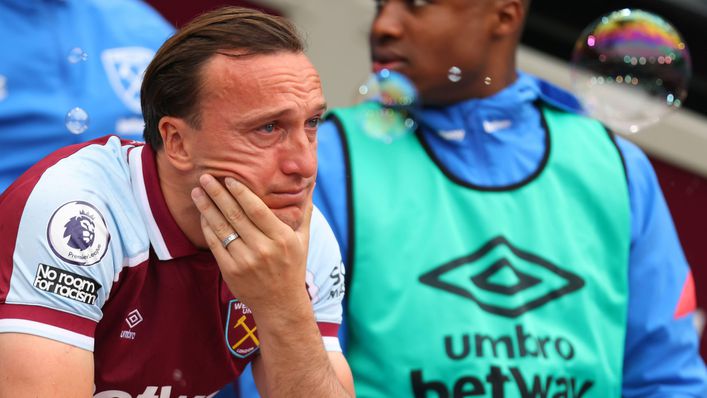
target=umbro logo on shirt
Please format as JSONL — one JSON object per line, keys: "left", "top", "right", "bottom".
{"left": 120, "top": 309, "right": 144, "bottom": 340}
{"left": 419, "top": 236, "right": 584, "bottom": 317}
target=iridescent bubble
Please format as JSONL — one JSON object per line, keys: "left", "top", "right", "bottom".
{"left": 65, "top": 107, "right": 89, "bottom": 134}
{"left": 448, "top": 66, "right": 462, "bottom": 82}
{"left": 68, "top": 47, "right": 88, "bottom": 64}
{"left": 570, "top": 9, "right": 691, "bottom": 134}
{"left": 360, "top": 106, "right": 418, "bottom": 144}
{"left": 378, "top": 69, "right": 418, "bottom": 108}
{"left": 356, "top": 69, "right": 419, "bottom": 143}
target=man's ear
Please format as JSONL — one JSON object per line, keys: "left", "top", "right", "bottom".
{"left": 158, "top": 116, "right": 194, "bottom": 172}
{"left": 493, "top": 0, "right": 526, "bottom": 38}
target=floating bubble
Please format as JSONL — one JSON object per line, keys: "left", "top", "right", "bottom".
{"left": 172, "top": 368, "right": 187, "bottom": 387}
{"left": 357, "top": 69, "right": 418, "bottom": 108}
{"left": 570, "top": 9, "right": 691, "bottom": 134}
{"left": 0, "top": 74, "right": 6, "bottom": 102}
{"left": 65, "top": 107, "right": 89, "bottom": 134}
{"left": 359, "top": 106, "right": 419, "bottom": 144}
{"left": 448, "top": 66, "right": 462, "bottom": 82}
{"left": 173, "top": 369, "right": 183, "bottom": 381}
{"left": 68, "top": 47, "right": 88, "bottom": 64}
{"left": 356, "top": 69, "right": 419, "bottom": 143}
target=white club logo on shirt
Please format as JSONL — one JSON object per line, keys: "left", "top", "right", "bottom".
{"left": 101, "top": 47, "right": 155, "bottom": 113}
{"left": 47, "top": 201, "right": 110, "bottom": 266}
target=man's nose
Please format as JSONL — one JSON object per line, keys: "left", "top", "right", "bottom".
{"left": 281, "top": 129, "right": 317, "bottom": 177}
{"left": 371, "top": 1, "right": 405, "bottom": 42}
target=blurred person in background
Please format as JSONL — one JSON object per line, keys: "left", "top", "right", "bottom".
{"left": 234, "top": 0, "right": 707, "bottom": 396}
{"left": 0, "top": 0, "right": 174, "bottom": 192}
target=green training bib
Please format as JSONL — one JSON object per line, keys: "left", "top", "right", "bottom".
{"left": 330, "top": 102, "right": 630, "bottom": 398}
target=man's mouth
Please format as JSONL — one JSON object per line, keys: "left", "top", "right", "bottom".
{"left": 371, "top": 49, "right": 407, "bottom": 73}
{"left": 372, "top": 60, "right": 406, "bottom": 72}
{"left": 267, "top": 186, "right": 310, "bottom": 209}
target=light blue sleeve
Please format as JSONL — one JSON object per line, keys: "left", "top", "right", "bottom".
{"left": 618, "top": 137, "right": 707, "bottom": 397}
{"left": 0, "top": 138, "right": 150, "bottom": 351}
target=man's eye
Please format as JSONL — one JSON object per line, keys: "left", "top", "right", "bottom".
{"left": 260, "top": 123, "right": 276, "bottom": 133}
{"left": 306, "top": 117, "right": 321, "bottom": 129}
{"left": 375, "top": 0, "right": 429, "bottom": 11}
{"left": 409, "top": 0, "right": 430, "bottom": 7}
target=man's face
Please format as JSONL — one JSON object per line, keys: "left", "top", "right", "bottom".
{"left": 186, "top": 52, "right": 325, "bottom": 230}
{"left": 370, "top": 0, "right": 497, "bottom": 105}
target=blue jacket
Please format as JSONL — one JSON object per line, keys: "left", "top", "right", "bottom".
{"left": 0, "top": 0, "right": 174, "bottom": 192}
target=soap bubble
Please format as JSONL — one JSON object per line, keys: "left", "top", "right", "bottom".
{"left": 570, "top": 9, "right": 691, "bottom": 134}
{"left": 356, "top": 69, "right": 419, "bottom": 143}
{"left": 65, "top": 107, "right": 89, "bottom": 134}
{"left": 68, "top": 47, "right": 88, "bottom": 64}
{"left": 448, "top": 66, "right": 462, "bottom": 83}
{"left": 358, "top": 69, "right": 418, "bottom": 108}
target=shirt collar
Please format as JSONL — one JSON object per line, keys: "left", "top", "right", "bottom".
{"left": 410, "top": 72, "right": 584, "bottom": 139}
{"left": 128, "top": 144, "right": 199, "bottom": 260}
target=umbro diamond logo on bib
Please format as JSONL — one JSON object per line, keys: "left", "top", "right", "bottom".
{"left": 419, "top": 236, "right": 584, "bottom": 317}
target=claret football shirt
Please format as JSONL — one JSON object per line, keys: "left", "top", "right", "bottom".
{"left": 0, "top": 136, "right": 345, "bottom": 397}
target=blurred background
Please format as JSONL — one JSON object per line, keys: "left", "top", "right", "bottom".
{"left": 144, "top": 0, "right": 707, "bottom": 357}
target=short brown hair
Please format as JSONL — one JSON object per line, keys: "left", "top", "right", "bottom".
{"left": 140, "top": 6, "right": 305, "bottom": 149}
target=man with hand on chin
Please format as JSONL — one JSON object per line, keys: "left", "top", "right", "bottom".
{"left": 0, "top": 6, "right": 353, "bottom": 398}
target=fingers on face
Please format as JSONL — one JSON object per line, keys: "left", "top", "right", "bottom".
{"left": 192, "top": 185, "right": 239, "bottom": 240}
{"left": 194, "top": 174, "right": 258, "bottom": 240}
{"left": 296, "top": 197, "right": 314, "bottom": 246}
{"left": 201, "top": 215, "right": 242, "bottom": 261}
{"left": 224, "top": 177, "right": 284, "bottom": 238}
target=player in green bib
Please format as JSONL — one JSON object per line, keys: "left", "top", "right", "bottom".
{"left": 235, "top": 0, "right": 706, "bottom": 397}
{"left": 315, "top": 0, "right": 706, "bottom": 397}
{"left": 330, "top": 101, "right": 628, "bottom": 397}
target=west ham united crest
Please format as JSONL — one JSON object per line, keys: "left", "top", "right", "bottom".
{"left": 225, "top": 299, "right": 260, "bottom": 358}
{"left": 47, "top": 201, "right": 110, "bottom": 266}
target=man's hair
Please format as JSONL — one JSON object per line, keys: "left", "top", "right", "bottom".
{"left": 140, "top": 6, "right": 305, "bottom": 149}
